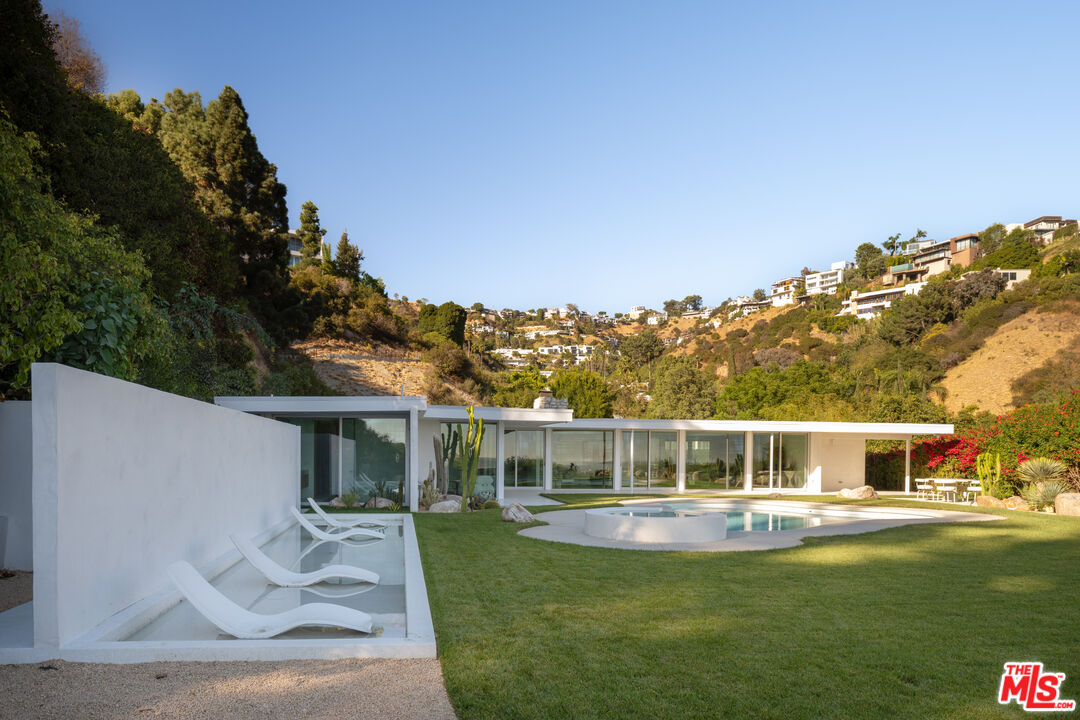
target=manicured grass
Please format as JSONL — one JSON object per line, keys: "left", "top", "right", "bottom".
{"left": 415, "top": 495, "right": 1080, "bottom": 719}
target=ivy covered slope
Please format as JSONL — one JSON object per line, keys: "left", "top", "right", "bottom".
{"left": 0, "top": 0, "right": 329, "bottom": 401}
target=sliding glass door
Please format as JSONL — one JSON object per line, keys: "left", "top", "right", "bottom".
{"left": 751, "top": 432, "right": 808, "bottom": 490}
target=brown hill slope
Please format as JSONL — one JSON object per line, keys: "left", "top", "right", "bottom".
{"left": 941, "top": 308, "right": 1080, "bottom": 414}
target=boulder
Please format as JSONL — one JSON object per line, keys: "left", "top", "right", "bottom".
{"left": 328, "top": 496, "right": 347, "bottom": 508}
{"left": 767, "top": 492, "right": 784, "bottom": 499}
{"left": 364, "top": 496, "right": 395, "bottom": 509}
{"left": 1004, "top": 496, "right": 1031, "bottom": 511}
{"left": 1054, "top": 492, "right": 1080, "bottom": 517}
{"left": 427, "top": 500, "right": 461, "bottom": 513}
{"left": 976, "top": 495, "right": 1007, "bottom": 509}
{"left": 501, "top": 503, "right": 535, "bottom": 523}
{"left": 441, "top": 494, "right": 462, "bottom": 504}
{"left": 838, "top": 485, "right": 878, "bottom": 500}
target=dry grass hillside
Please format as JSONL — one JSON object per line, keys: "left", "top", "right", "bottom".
{"left": 293, "top": 339, "right": 428, "bottom": 396}
{"left": 941, "top": 308, "right": 1080, "bottom": 415}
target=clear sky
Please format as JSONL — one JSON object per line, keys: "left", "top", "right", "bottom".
{"left": 51, "top": 0, "right": 1080, "bottom": 313}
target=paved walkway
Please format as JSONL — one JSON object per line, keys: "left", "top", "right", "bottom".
{"left": 519, "top": 501, "right": 999, "bottom": 552}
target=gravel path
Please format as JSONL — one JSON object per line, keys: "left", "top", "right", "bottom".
{"left": 0, "top": 659, "right": 457, "bottom": 720}
{"left": 0, "top": 571, "right": 32, "bottom": 613}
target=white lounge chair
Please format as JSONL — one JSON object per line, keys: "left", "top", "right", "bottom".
{"left": 290, "top": 507, "right": 385, "bottom": 542}
{"left": 229, "top": 534, "right": 379, "bottom": 587}
{"left": 167, "top": 561, "right": 373, "bottom": 638}
{"left": 307, "top": 498, "right": 389, "bottom": 530}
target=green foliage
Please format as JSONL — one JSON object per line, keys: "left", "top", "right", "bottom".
{"left": 973, "top": 229, "right": 1039, "bottom": 270}
{"left": 333, "top": 231, "right": 362, "bottom": 281}
{"left": 620, "top": 330, "right": 665, "bottom": 368}
{"left": 418, "top": 302, "right": 467, "bottom": 346}
{"left": 647, "top": 357, "right": 716, "bottom": 419}
{"left": 482, "top": 499, "right": 501, "bottom": 510}
{"left": 549, "top": 370, "right": 614, "bottom": 418}
{"left": 491, "top": 369, "right": 546, "bottom": 408}
{"left": 296, "top": 200, "right": 326, "bottom": 264}
{"left": 855, "top": 242, "right": 885, "bottom": 278}
{"left": 1020, "top": 480, "right": 1067, "bottom": 511}
{"left": 975, "top": 452, "right": 1005, "bottom": 498}
{"left": 752, "top": 288, "right": 767, "bottom": 301}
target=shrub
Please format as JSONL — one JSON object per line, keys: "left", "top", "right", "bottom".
{"left": 483, "top": 499, "right": 501, "bottom": 510}
{"left": 1017, "top": 457, "right": 1066, "bottom": 484}
{"left": 1020, "top": 480, "right": 1068, "bottom": 511}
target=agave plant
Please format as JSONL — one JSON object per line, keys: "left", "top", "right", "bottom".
{"left": 1020, "top": 480, "right": 1069, "bottom": 511}
{"left": 1017, "top": 457, "right": 1066, "bottom": 484}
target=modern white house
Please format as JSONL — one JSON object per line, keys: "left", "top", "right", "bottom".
{"left": 211, "top": 394, "right": 952, "bottom": 512}
{"left": 839, "top": 282, "right": 926, "bottom": 319}
{"left": 770, "top": 277, "right": 803, "bottom": 307}
{"left": 804, "top": 261, "right": 853, "bottom": 296}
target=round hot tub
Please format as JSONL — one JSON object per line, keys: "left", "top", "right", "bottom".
{"left": 584, "top": 506, "right": 728, "bottom": 543}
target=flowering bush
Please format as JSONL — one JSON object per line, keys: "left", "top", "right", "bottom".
{"left": 867, "top": 391, "right": 1080, "bottom": 491}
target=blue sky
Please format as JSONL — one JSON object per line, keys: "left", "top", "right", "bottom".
{"left": 53, "top": 0, "right": 1080, "bottom": 312}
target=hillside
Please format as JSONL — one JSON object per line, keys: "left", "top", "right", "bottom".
{"left": 941, "top": 306, "right": 1080, "bottom": 414}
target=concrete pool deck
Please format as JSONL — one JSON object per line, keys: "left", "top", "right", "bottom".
{"left": 519, "top": 500, "right": 1000, "bottom": 551}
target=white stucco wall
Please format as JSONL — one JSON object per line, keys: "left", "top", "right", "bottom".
{"left": 0, "top": 401, "right": 34, "bottom": 570}
{"left": 31, "top": 364, "right": 299, "bottom": 648}
{"left": 812, "top": 433, "right": 866, "bottom": 492}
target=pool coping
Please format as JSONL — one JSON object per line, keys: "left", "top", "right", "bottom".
{"left": 519, "top": 499, "right": 1001, "bottom": 552}
{"left": 10, "top": 513, "right": 435, "bottom": 664}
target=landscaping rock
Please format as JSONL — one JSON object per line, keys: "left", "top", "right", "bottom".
{"left": 977, "top": 495, "right": 1007, "bottom": 509}
{"left": 767, "top": 492, "right": 783, "bottom": 499}
{"left": 329, "top": 496, "right": 347, "bottom": 508}
{"left": 441, "top": 494, "right": 462, "bottom": 504}
{"left": 838, "top": 485, "right": 878, "bottom": 500}
{"left": 1004, "top": 496, "right": 1031, "bottom": 511}
{"left": 364, "top": 496, "right": 395, "bottom": 509}
{"left": 501, "top": 503, "right": 535, "bottom": 523}
{"left": 1054, "top": 492, "right": 1080, "bottom": 517}
{"left": 428, "top": 500, "right": 461, "bottom": 513}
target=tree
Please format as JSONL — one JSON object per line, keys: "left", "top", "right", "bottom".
{"left": 752, "top": 288, "right": 767, "bottom": 301}
{"left": 491, "top": 369, "right": 546, "bottom": 408}
{"left": 49, "top": 10, "right": 104, "bottom": 94}
{"left": 979, "top": 223, "right": 1006, "bottom": 255}
{"left": 882, "top": 233, "right": 901, "bottom": 256}
{"left": 647, "top": 357, "right": 716, "bottom": 419}
{"left": 683, "top": 294, "right": 703, "bottom": 312}
{"left": 418, "top": 302, "right": 467, "bottom": 346}
{"left": 855, "top": 242, "right": 885, "bottom": 278}
{"left": 953, "top": 269, "right": 1006, "bottom": 311}
{"left": 333, "top": 231, "right": 362, "bottom": 281}
{"left": 620, "top": 331, "right": 665, "bottom": 368}
{"left": 549, "top": 370, "right": 613, "bottom": 418}
{"left": 663, "top": 299, "right": 683, "bottom": 316}
{"left": 470, "top": 302, "right": 485, "bottom": 312}
{"left": 296, "top": 200, "right": 326, "bottom": 264}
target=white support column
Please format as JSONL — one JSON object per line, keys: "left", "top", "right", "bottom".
{"left": 543, "top": 428, "right": 553, "bottom": 491}
{"left": 408, "top": 407, "right": 420, "bottom": 512}
{"left": 744, "top": 431, "right": 754, "bottom": 491}
{"left": 495, "top": 422, "right": 505, "bottom": 502}
{"left": 676, "top": 429, "right": 687, "bottom": 493}
{"left": 904, "top": 436, "right": 912, "bottom": 494}
{"left": 612, "top": 429, "right": 623, "bottom": 493}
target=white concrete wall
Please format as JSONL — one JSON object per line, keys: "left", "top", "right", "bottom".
{"left": 31, "top": 364, "right": 299, "bottom": 648}
{"left": 0, "top": 401, "right": 34, "bottom": 570}
{"left": 811, "top": 433, "right": 866, "bottom": 492}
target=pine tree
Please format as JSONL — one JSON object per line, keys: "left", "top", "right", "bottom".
{"left": 296, "top": 200, "right": 326, "bottom": 264}
{"left": 334, "top": 231, "right": 362, "bottom": 281}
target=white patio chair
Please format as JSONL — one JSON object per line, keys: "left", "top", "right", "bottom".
{"left": 307, "top": 498, "right": 389, "bottom": 530}
{"left": 167, "top": 561, "right": 373, "bottom": 638}
{"left": 290, "top": 507, "right": 385, "bottom": 543}
{"left": 936, "top": 481, "right": 958, "bottom": 503}
{"left": 963, "top": 481, "right": 981, "bottom": 503}
{"left": 915, "top": 479, "right": 937, "bottom": 500}
{"left": 229, "top": 533, "right": 380, "bottom": 587}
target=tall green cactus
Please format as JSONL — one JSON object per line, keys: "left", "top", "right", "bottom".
{"left": 976, "top": 452, "right": 1001, "bottom": 497}
{"left": 455, "top": 406, "right": 485, "bottom": 511}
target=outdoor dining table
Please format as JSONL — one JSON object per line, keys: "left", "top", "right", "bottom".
{"left": 931, "top": 479, "right": 979, "bottom": 503}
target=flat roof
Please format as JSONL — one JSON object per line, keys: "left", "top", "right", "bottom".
{"left": 214, "top": 396, "right": 428, "bottom": 414}
{"left": 421, "top": 405, "right": 573, "bottom": 425}
{"left": 558, "top": 418, "right": 953, "bottom": 438}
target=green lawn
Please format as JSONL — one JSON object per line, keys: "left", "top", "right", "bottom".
{"left": 415, "top": 495, "right": 1080, "bottom": 719}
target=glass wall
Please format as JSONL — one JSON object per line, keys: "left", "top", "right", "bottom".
{"left": 279, "top": 417, "right": 340, "bottom": 502}
{"left": 441, "top": 422, "right": 498, "bottom": 498}
{"left": 277, "top": 416, "right": 409, "bottom": 504}
{"left": 750, "top": 432, "right": 808, "bottom": 489}
{"left": 620, "top": 431, "right": 649, "bottom": 489}
{"left": 552, "top": 430, "right": 612, "bottom": 489}
{"left": 342, "top": 418, "right": 407, "bottom": 504}
{"left": 685, "top": 432, "right": 745, "bottom": 490}
{"left": 649, "top": 432, "right": 678, "bottom": 488}
{"left": 504, "top": 429, "right": 543, "bottom": 488}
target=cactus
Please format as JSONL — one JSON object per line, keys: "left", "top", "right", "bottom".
{"left": 455, "top": 406, "right": 485, "bottom": 511}
{"left": 975, "top": 452, "right": 1001, "bottom": 497}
